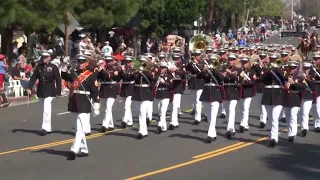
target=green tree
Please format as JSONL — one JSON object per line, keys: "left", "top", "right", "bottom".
{"left": 0, "top": 0, "right": 82, "bottom": 63}
{"left": 139, "top": 0, "right": 206, "bottom": 37}
{"left": 76, "top": 0, "right": 140, "bottom": 42}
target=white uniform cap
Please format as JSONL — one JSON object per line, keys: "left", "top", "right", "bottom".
{"left": 84, "top": 51, "right": 92, "bottom": 56}
{"left": 144, "top": 53, "right": 154, "bottom": 59}
{"left": 172, "top": 47, "right": 181, "bottom": 52}
{"left": 260, "top": 52, "right": 267, "bottom": 56}
{"left": 228, "top": 53, "right": 238, "bottom": 59}
{"left": 240, "top": 56, "right": 249, "bottom": 62}
{"left": 313, "top": 53, "right": 320, "bottom": 58}
{"left": 79, "top": 34, "right": 86, "bottom": 38}
{"left": 105, "top": 41, "right": 109, "bottom": 44}
{"left": 280, "top": 50, "right": 289, "bottom": 55}
{"left": 138, "top": 55, "right": 148, "bottom": 61}
{"left": 77, "top": 56, "right": 87, "bottom": 60}
{"left": 157, "top": 52, "right": 166, "bottom": 58}
{"left": 172, "top": 53, "right": 181, "bottom": 58}
{"left": 206, "top": 46, "right": 214, "bottom": 51}
{"left": 124, "top": 56, "right": 133, "bottom": 61}
{"left": 105, "top": 56, "right": 114, "bottom": 61}
{"left": 41, "top": 51, "right": 51, "bottom": 56}
{"left": 159, "top": 61, "right": 168, "bottom": 67}
{"left": 192, "top": 49, "right": 202, "bottom": 55}
{"left": 303, "top": 62, "right": 312, "bottom": 67}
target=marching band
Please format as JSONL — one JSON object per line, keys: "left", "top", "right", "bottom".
{"left": 29, "top": 34, "right": 320, "bottom": 160}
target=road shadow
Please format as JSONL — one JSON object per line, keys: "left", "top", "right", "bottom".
{"left": 259, "top": 140, "right": 320, "bottom": 180}
{"left": 105, "top": 132, "right": 137, "bottom": 139}
{"left": 11, "top": 129, "right": 42, "bottom": 136}
{"left": 168, "top": 133, "right": 205, "bottom": 143}
{"left": 33, "top": 149, "right": 70, "bottom": 158}
{"left": 52, "top": 130, "right": 74, "bottom": 136}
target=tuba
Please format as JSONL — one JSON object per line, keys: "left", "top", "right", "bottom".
{"left": 189, "top": 34, "right": 214, "bottom": 53}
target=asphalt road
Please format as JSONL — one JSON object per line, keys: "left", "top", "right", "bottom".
{"left": 0, "top": 33, "right": 320, "bottom": 180}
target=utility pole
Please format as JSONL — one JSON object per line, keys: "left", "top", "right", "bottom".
{"left": 64, "top": 12, "right": 70, "bottom": 57}
{"left": 291, "top": 0, "right": 294, "bottom": 21}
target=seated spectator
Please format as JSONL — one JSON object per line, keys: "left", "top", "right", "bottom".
{"left": 0, "top": 54, "right": 10, "bottom": 107}
{"left": 11, "top": 63, "right": 30, "bottom": 89}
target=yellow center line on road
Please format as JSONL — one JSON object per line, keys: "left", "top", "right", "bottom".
{"left": 126, "top": 128, "right": 289, "bottom": 180}
{"left": 125, "top": 136, "right": 269, "bottom": 180}
{"left": 0, "top": 127, "right": 129, "bottom": 156}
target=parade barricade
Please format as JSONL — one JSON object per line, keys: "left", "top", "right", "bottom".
{"left": 281, "top": 30, "right": 307, "bottom": 37}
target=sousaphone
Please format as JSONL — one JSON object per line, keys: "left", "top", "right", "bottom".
{"left": 189, "top": 34, "right": 214, "bottom": 53}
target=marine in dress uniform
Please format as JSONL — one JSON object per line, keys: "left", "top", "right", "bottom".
{"left": 311, "top": 53, "right": 320, "bottom": 133}
{"left": 222, "top": 53, "right": 242, "bottom": 139}
{"left": 198, "top": 54, "right": 224, "bottom": 143}
{"left": 27, "top": 51, "right": 62, "bottom": 136}
{"left": 169, "top": 53, "right": 187, "bottom": 130}
{"left": 98, "top": 56, "right": 121, "bottom": 132}
{"left": 154, "top": 62, "right": 173, "bottom": 133}
{"left": 239, "top": 56, "right": 256, "bottom": 132}
{"left": 261, "top": 56, "right": 287, "bottom": 147}
{"left": 60, "top": 55, "right": 100, "bottom": 160}
{"left": 120, "top": 56, "right": 135, "bottom": 128}
{"left": 283, "top": 62, "right": 304, "bottom": 142}
{"left": 299, "top": 62, "right": 314, "bottom": 137}
{"left": 132, "top": 56, "right": 157, "bottom": 139}
{"left": 252, "top": 51, "right": 269, "bottom": 128}
{"left": 217, "top": 49, "right": 228, "bottom": 119}
{"left": 186, "top": 49, "right": 205, "bottom": 124}
{"left": 144, "top": 53, "right": 156, "bottom": 124}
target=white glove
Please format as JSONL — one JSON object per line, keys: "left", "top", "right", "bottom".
{"left": 92, "top": 102, "right": 100, "bottom": 117}
{"left": 61, "top": 63, "right": 69, "bottom": 72}
{"left": 159, "top": 78, "right": 165, "bottom": 83}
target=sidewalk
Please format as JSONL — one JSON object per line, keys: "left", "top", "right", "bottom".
{"left": 7, "top": 96, "right": 38, "bottom": 107}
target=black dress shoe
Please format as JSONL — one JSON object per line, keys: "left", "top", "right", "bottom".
{"left": 67, "top": 151, "right": 76, "bottom": 160}
{"left": 40, "top": 129, "right": 49, "bottom": 136}
{"left": 193, "top": 120, "right": 200, "bottom": 125}
{"left": 191, "top": 109, "right": 195, "bottom": 115}
{"left": 239, "top": 126, "right": 245, "bottom": 133}
{"left": 168, "top": 124, "right": 179, "bottom": 130}
{"left": 218, "top": 114, "right": 226, "bottom": 119}
{"left": 77, "top": 152, "right": 89, "bottom": 157}
{"left": 121, "top": 122, "right": 127, "bottom": 129}
{"left": 85, "top": 133, "right": 91, "bottom": 136}
{"left": 127, "top": 124, "right": 133, "bottom": 127}
{"left": 101, "top": 126, "right": 107, "bottom": 133}
{"left": 178, "top": 112, "right": 183, "bottom": 118}
{"left": 269, "top": 139, "right": 277, "bottom": 148}
{"left": 259, "top": 122, "right": 266, "bottom": 129}
{"left": 279, "top": 118, "right": 287, "bottom": 123}
{"left": 300, "top": 129, "right": 307, "bottom": 137}
{"left": 107, "top": 127, "right": 114, "bottom": 131}
{"left": 157, "top": 126, "right": 163, "bottom": 134}
{"left": 315, "top": 127, "right": 320, "bottom": 133}
{"left": 202, "top": 116, "right": 208, "bottom": 122}
{"left": 136, "top": 133, "right": 148, "bottom": 139}
{"left": 226, "top": 131, "right": 235, "bottom": 139}
{"left": 288, "top": 136, "right": 295, "bottom": 142}
{"left": 146, "top": 118, "right": 151, "bottom": 126}
{"left": 205, "top": 137, "right": 216, "bottom": 143}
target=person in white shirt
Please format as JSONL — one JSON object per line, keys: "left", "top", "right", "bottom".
{"left": 79, "top": 34, "right": 87, "bottom": 55}
{"left": 102, "top": 41, "right": 113, "bottom": 56}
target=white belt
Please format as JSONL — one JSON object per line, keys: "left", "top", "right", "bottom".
{"left": 135, "top": 84, "right": 150, "bottom": 87}
{"left": 205, "top": 83, "right": 218, "bottom": 87}
{"left": 224, "top": 83, "right": 237, "bottom": 86}
{"left": 265, "top": 85, "right": 281, "bottom": 88}
{"left": 315, "top": 81, "right": 320, "bottom": 83}
{"left": 73, "top": 90, "right": 90, "bottom": 95}
{"left": 157, "top": 87, "right": 169, "bottom": 91}
{"left": 122, "top": 81, "right": 134, "bottom": 84}
{"left": 190, "top": 74, "right": 197, "bottom": 77}
{"left": 101, "top": 81, "right": 117, "bottom": 84}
